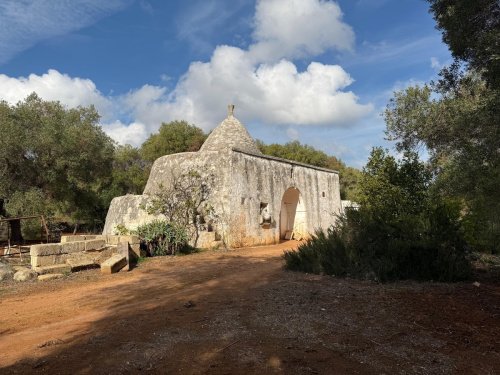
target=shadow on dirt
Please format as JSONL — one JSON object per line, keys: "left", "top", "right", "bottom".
{"left": 1, "top": 246, "right": 500, "bottom": 375}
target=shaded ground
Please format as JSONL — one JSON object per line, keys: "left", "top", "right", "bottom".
{"left": 0, "top": 241, "right": 499, "bottom": 374}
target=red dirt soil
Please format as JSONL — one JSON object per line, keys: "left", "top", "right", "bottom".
{"left": 0, "top": 241, "right": 499, "bottom": 374}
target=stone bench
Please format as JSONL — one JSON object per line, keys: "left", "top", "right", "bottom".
{"left": 30, "top": 235, "right": 141, "bottom": 277}
{"left": 30, "top": 240, "right": 106, "bottom": 267}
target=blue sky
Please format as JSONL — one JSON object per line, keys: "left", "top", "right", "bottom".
{"left": 0, "top": 0, "right": 451, "bottom": 167}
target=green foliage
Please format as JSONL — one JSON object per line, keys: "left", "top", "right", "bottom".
{"left": 100, "top": 145, "right": 151, "bottom": 211}
{"left": 145, "top": 170, "right": 215, "bottom": 231}
{"left": 258, "top": 140, "right": 332, "bottom": 168}
{"left": 358, "top": 148, "right": 431, "bottom": 215}
{"left": 0, "top": 93, "right": 115, "bottom": 223}
{"left": 134, "top": 220, "right": 189, "bottom": 256}
{"left": 113, "top": 223, "right": 130, "bottom": 236}
{"left": 385, "top": 75, "right": 500, "bottom": 253}
{"left": 382, "top": 1, "right": 500, "bottom": 253}
{"left": 111, "top": 145, "right": 150, "bottom": 194}
{"left": 140, "top": 120, "right": 207, "bottom": 162}
{"left": 284, "top": 148, "right": 471, "bottom": 282}
{"left": 427, "top": 0, "right": 500, "bottom": 89}
{"left": 5, "top": 188, "right": 54, "bottom": 240}
{"left": 257, "top": 140, "right": 362, "bottom": 201}
{"left": 143, "top": 169, "right": 217, "bottom": 249}
{"left": 284, "top": 227, "right": 356, "bottom": 276}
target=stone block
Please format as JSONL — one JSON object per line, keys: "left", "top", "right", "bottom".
{"left": 13, "top": 269, "right": 37, "bottom": 282}
{"left": 117, "top": 242, "right": 130, "bottom": 271}
{"left": 118, "top": 235, "right": 142, "bottom": 258}
{"left": 106, "top": 235, "right": 121, "bottom": 245}
{"left": 38, "top": 273, "right": 64, "bottom": 281}
{"left": 66, "top": 258, "right": 98, "bottom": 272}
{"left": 61, "top": 241, "right": 86, "bottom": 254}
{"left": 34, "top": 264, "right": 71, "bottom": 275}
{"left": 119, "top": 235, "right": 141, "bottom": 245}
{"left": 126, "top": 242, "right": 141, "bottom": 260}
{"left": 30, "top": 243, "right": 62, "bottom": 256}
{"left": 31, "top": 254, "right": 69, "bottom": 267}
{"left": 94, "top": 247, "right": 116, "bottom": 265}
{"left": 85, "top": 239, "right": 106, "bottom": 251}
{"left": 100, "top": 254, "right": 127, "bottom": 274}
{"left": 60, "top": 235, "right": 86, "bottom": 243}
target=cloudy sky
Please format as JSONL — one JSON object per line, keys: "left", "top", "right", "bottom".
{"left": 0, "top": 0, "right": 451, "bottom": 167}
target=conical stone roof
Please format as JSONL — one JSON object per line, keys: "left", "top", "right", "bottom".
{"left": 200, "top": 105, "right": 262, "bottom": 155}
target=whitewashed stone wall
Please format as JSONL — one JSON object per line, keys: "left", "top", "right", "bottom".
{"left": 102, "top": 111, "right": 342, "bottom": 249}
{"left": 226, "top": 150, "right": 341, "bottom": 247}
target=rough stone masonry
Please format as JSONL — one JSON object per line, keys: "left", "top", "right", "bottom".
{"left": 103, "top": 106, "right": 342, "bottom": 248}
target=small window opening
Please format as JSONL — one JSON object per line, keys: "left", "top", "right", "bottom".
{"left": 260, "top": 202, "right": 272, "bottom": 226}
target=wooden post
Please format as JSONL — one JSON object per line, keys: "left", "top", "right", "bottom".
{"left": 6, "top": 222, "right": 10, "bottom": 256}
{"left": 40, "top": 216, "right": 49, "bottom": 243}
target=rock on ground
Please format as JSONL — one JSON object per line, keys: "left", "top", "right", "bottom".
{"left": 13, "top": 268, "right": 37, "bottom": 282}
{"left": 0, "top": 262, "right": 14, "bottom": 281}
{"left": 38, "top": 273, "right": 64, "bottom": 282}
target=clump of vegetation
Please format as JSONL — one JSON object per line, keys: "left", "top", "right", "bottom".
{"left": 134, "top": 220, "right": 190, "bottom": 256}
{"left": 284, "top": 148, "right": 472, "bottom": 282}
{"left": 114, "top": 223, "right": 130, "bottom": 236}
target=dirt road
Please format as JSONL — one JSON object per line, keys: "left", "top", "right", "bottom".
{"left": 0, "top": 241, "right": 499, "bottom": 374}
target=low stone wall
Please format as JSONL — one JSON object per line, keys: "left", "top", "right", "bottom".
{"left": 30, "top": 235, "right": 141, "bottom": 273}
{"left": 60, "top": 234, "right": 141, "bottom": 259}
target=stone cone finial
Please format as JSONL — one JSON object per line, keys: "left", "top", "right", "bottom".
{"left": 228, "top": 104, "right": 235, "bottom": 117}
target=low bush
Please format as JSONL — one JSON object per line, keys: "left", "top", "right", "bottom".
{"left": 134, "top": 220, "right": 189, "bottom": 256}
{"left": 285, "top": 206, "right": 471, "bottom": 282}
{"left": 284, "top": 149, "right": 472, "bottom": 282}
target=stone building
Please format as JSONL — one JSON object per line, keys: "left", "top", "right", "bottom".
{"left": 103, "top": 106, "right": 342, "bottom": 248}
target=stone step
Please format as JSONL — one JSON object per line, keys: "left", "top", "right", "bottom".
{"left": 38, "top": 273, "right": 64, "bottom": 281}
{"left": 66, "top": 258, "right": 98, "bottom": 272}
{"left": 101, "top": 255, "right": 127, "bottom": 274}
{"left": 34, "top": 264, "right": 71, "bottom": 275}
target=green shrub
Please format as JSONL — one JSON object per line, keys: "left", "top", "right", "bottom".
{"left": 285, "top": 207, "right": 471, "bottom": 282}
{"left": 284, "top": 149, "right": 472, "bottom": 282}
{"left": 114, "top": 223, "right": 130, "bottom": 235}
{"left": 134, "top": 220, "right": 189, "bottom": 256}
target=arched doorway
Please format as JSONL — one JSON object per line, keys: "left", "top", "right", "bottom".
{"left": 280, "top": 187, "right": 307, "bottom": 239}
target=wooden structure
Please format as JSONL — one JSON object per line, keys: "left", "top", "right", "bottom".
{"left": 0, "top": 215, "right": 49, "bottom": 258}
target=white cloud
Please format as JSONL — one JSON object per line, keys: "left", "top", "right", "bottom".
{"left": 250, "top": 0, "right": 354, "bottom": 62}
{"left": 0, "top": 69, "right": 111, "bottom": 118}
{"left": 0, "top": 0, "right": 372, "bottom": 148}
{"left": 0, "top": 0, "right": 130, "bottom": 64}
{"left": 430, "top": 56, "right": 442, "bottom": 70}
{"left": 122, "top": 47, "right": 372, "bottom": 131}
{"left": 122, "top": 0, "right": 371, "bottom": 131}
{"left": 102, "top": 121, "right": 148, "bottom": 147}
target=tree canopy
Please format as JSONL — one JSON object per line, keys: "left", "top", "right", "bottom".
{"left": 140, "top": 120, "right": 207, "bottom": 162}
{"left": 428, "top": 0, "right": 500, "bottom": 88}
{"left": 0, "top": 93, "right": 115, "bottom": 224}
{"left": 383, "top": 1, "right": 500, "bottom": 253}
